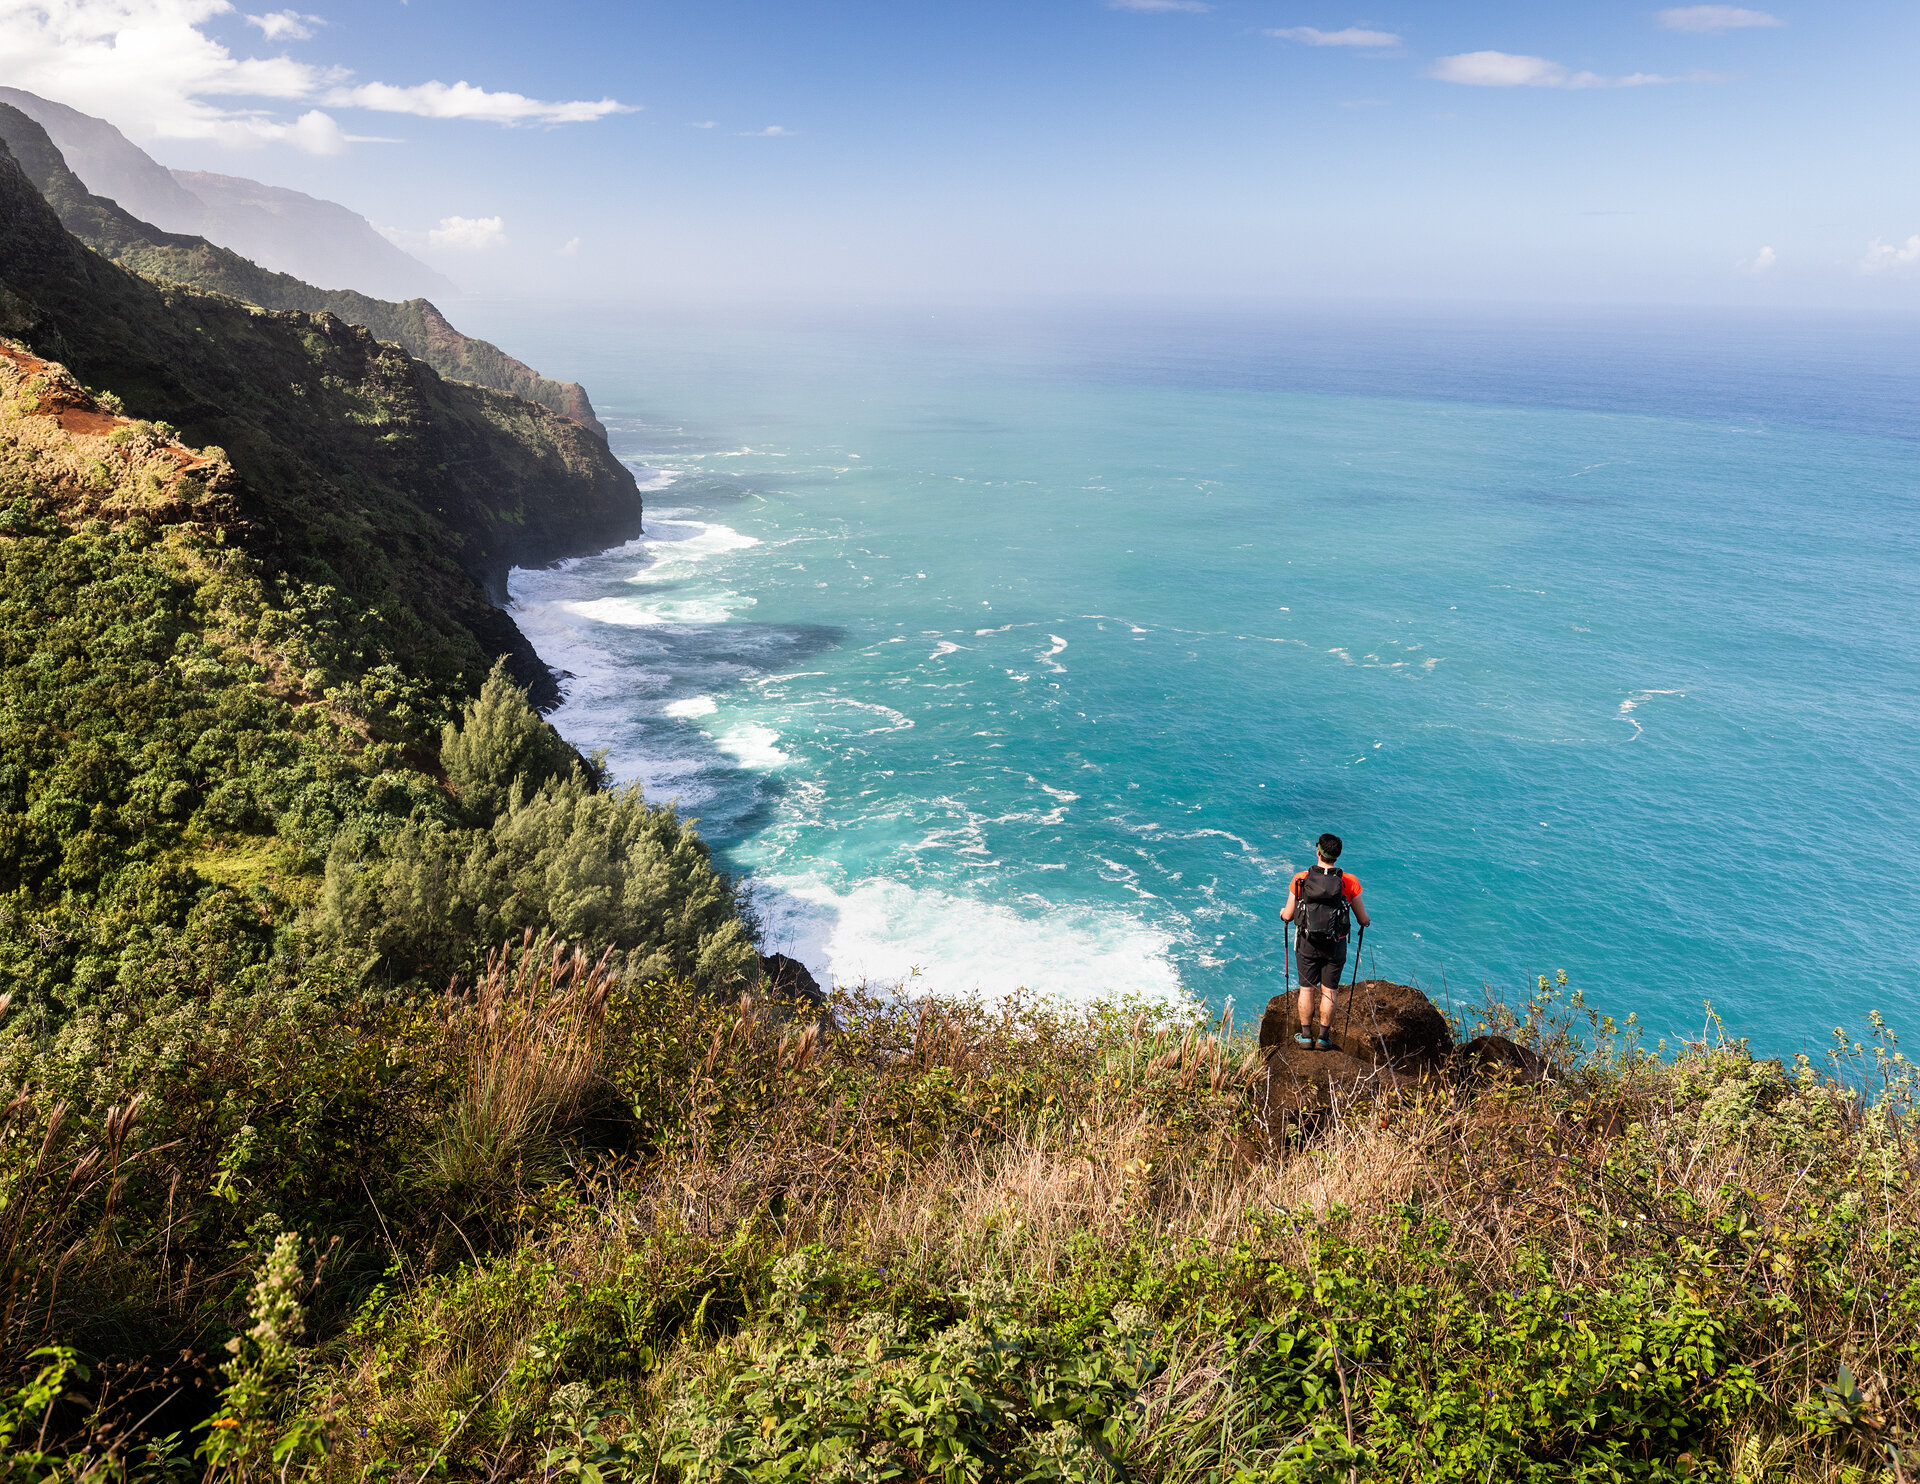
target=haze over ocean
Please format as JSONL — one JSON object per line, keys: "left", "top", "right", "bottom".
{"left": 473, "top": 302, "right": 1920, "bottom": 1059}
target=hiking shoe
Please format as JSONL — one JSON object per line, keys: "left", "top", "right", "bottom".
{"left": 1293, "top": 1029, "right": 1316, "bottom": 1048}
{"left": 1314, "top": 1031, "right": 1337, "bottom": 1052}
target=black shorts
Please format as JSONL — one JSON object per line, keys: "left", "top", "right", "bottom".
{"left": 1297, "top": 935, "right": 1348, "bottom": 989}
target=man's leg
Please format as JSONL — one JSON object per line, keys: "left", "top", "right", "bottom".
{"left": 1295, "top": 944, "right": 1321, "bottom": 1045}
{"left": 1315, "top": 945, "right": 1345, "bottom": 1044}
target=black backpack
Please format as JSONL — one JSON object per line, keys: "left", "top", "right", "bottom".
{"left": 1296, "top": 864, "right": 1351, "bottom": 943}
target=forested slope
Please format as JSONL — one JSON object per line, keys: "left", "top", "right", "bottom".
{"left": 0, "top": 134, "right": 636, "bottom": 694}
{"left": 0, "top": 147, "right": 757, "bottom": 1440}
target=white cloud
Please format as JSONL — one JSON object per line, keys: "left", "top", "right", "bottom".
{"left": 1430, "top": 51, "right": 1686, "bottom": 88}
{"left": 1108, "top": 0, "right": 1211, "bottom": 12}
{"left": 426, "top": 215, "right": 505, "bottom": 251}
{"left": 282, "top": 107, "right": 347, "bottom": 153}
{"left": 0, "top": 0, "right": 632, "bottom": 151}
{"left": 328, "top": 80, "right": 632, "bottom": 125}
{"left": 1736, "top": 245, "right": 1776, "bottom": 275}
{"left": 555, "top": 236, "right": 580, "bottom": 257}
{"left": 1860, "top": 235, "right": 1920, "bottom": 275}
{"left": 1267, "top": 26, "right": 1401, "bottom": 48}
{"left": 1657, "top": 6, "right": 1783, "bottom": 32}
{"left": 738, "top": 124, "right": 795, "bottom": 136}
{"left": 689, "top": 120, "right": 717, "bottom": 128}
{"left": 245, "top": 9, "right": 321, "bottom": 41}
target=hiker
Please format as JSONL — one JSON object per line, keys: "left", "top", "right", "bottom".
{"left": 1279, "top": 832, "right": 1369, "bottom": 1051}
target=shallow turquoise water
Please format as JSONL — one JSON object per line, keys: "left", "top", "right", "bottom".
{"left": 466, "top": 304, "right": 1920, "bottom": 1056}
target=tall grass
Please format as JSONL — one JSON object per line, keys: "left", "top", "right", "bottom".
{"left": 8, "top": 960, "right": 1917, "bottom": 1480}
{"left": 297, "top": 978, "right": 1919, "bottom": 1481}
{"left": 419, "top": 932, "right": 618, "bottom": 1210}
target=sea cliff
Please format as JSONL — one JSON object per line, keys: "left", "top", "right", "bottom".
{"left": 0, "top": 129, "right": 1913, "bottom": 1482}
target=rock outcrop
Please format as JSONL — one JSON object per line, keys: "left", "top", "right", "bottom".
{"left": 1254, "top": 981, "right": 1561, "bottom": 1124}
{"left": 759, "top": 953, "right": 824, "bottom": 1007}
{"left": 1255, "top": 979, "right": 1455, "bottom": 1120}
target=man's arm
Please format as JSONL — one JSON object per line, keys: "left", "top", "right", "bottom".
{"left": 1351, "top": 889, "right": 1370, "bottom": 929}
{"left": 1279, "top": 874, "right": 1298, "bottom": 921}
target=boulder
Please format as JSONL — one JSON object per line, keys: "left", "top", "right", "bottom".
{"left": 1330, "top": 979, "right": 1454, "bottom": 1070}
{"left": 1454, "top": 1035, "right": 1555, "bottom": 1087}
{"left": 1254, "top": 979, "right": 1455, "bottom": 1122}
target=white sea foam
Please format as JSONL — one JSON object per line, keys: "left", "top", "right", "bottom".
{"left": 718, "top": 724, "right": 791, "bottom": 770}
{"left": 564, "top": 593, "right": 752, "bottom": 626}
{"left": 1617, "top": 689, "right": 1687, "bottom": 741}
{"left": 628, "top": 464, "right": 683, "bottom": 492}
{"left": 626, "top": 515, "right": 760, "bottom": 581}
{"left": 754, "top": 875, "right": 1187, "bottom": 1004}
{"left": 664, "top": 695, "right": 718, "bottom": 718}
{"left": 827, "top": 697, "right": 914, "bottom": 732}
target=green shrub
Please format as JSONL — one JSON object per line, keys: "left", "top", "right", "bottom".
{"left": 318, "top": 770, "right": 755, "bottom": 990}
{"left": 440, "top": 661, "right": 579, "bottom": 822}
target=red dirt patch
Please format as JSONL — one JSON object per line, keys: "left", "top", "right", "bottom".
{"left": 1, "top": 341, "right": 211, "bottom": 468}
{"left": 53, "top": 406, "right": 122, "bottom": 437}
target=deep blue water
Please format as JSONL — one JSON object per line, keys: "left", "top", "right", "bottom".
{"left": 460, "top": 301, "right": 1920, "bottom": 1058}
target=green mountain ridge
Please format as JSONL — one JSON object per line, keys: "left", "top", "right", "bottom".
{"left": 0, "top": 84, "right": 457, "bottom": 302}
{"left": 0, "top": 130, "right": 639, "bottom": 707}
{"left": 0, "top": 101, "right": 607, "bottom": 439}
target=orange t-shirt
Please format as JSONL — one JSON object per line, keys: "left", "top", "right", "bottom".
{"left": 1290, "top": 869, "right": 1362, "bottom": 902}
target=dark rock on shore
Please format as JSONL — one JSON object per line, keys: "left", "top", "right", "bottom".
{"left": 759, "top": 953, "right": 824, "bottom": 1008}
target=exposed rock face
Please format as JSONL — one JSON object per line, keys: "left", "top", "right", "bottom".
{"left": 759, "top": 953, "right": 824, "bottom": 1007}
{"left": 1255, "top": 979, "right": 1456, "bottom": 1120}
{"left": 1328, "top": 979, "right": 1454, "bottom": 1068}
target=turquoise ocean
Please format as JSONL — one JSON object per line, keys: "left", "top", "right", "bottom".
{"left": 462, "top": 303, "right": 1920, "bottom": 1057}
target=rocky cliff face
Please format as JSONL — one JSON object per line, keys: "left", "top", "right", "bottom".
{"left": 0, "top": 136, "right": 640, "bottom": 705}
{"left": 0, "top": 102, "right": 606, "bottom": 440}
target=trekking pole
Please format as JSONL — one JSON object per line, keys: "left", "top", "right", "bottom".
{"left": 1341, "top": 922, "right": 1365, "bottom": 1046}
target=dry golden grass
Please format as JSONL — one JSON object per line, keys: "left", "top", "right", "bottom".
{"left": 419, "top": 933, "right": 619, "bottom": 1208}
{"left": 218, "top": 978, "right": 1920, "bottom": 1480}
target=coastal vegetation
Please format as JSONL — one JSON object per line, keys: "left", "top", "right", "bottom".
{"left": 0, "top": 129, "right": 1915, "bottom": 1482}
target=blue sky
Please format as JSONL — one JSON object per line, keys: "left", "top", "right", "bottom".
{"left": 2, "top": 0, "right": 1916, "bottom": 305}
